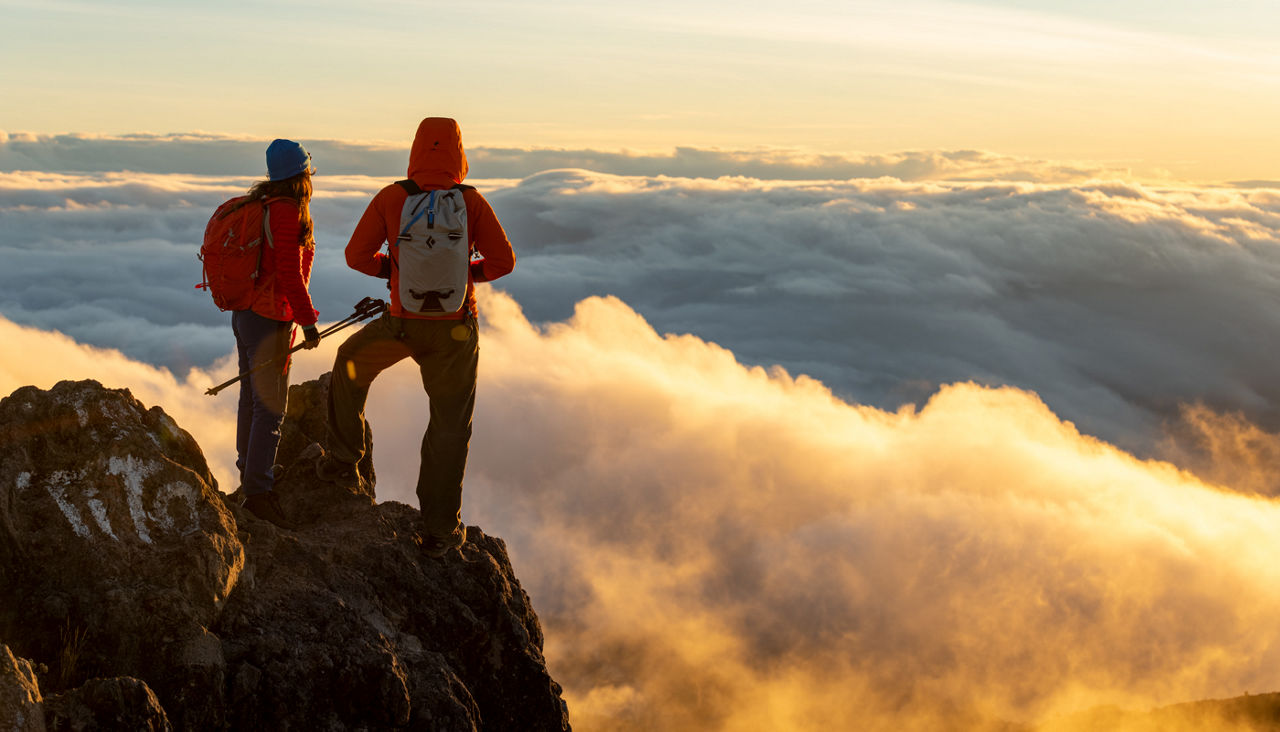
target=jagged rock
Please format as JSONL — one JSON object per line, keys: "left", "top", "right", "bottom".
{"left": 0, "top": 644, "right": 44, "bottom": 732}
{"left": 0, "top": 380, "right": 571, "bottom": 731}
{"left": 215, "top": 515, "right": 565, "bottom": 730}
{"left": 0, "top": 380, "right": 243, "bottom": 722}
{"left": 43, "top": 677, "right": 170, "bottom": 731}
{"left": 275, "top": 373, "right": 377, "bottom": 498}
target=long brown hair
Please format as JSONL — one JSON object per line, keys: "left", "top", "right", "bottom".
{"left": 238, "top": 172, "right": 315, "bottom": 249}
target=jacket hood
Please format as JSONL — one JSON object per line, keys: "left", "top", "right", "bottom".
{"left": 408, "top": 117, "right": 468, "bottom": 187}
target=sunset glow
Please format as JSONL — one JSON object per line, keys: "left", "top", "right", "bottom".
{"left": 3, "top": 1, "right": 1280, "bottom": 729}
{"left": 2, "top": 0, "right": 1278, "bottom": 181}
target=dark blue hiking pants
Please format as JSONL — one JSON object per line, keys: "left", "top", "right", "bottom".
{"left": 233, "top": 309, "right": 292, "bottom": 496}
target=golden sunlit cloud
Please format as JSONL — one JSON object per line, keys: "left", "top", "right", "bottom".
{"left": 6, "top": 277, "right": 1280, "bottom": 732}
{"left": 386, "top": 291, "right": 1280, "bottom": 729}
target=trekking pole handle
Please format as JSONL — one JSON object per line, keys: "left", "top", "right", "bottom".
{"left": 204, "top": 298, "right": 388, "bottom": 396}
{"left": 352, "top": 296, "right": 386, "bottom": 319}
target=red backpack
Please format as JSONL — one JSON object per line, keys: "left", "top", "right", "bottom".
{"left": 196, "top": 196, "right": 279, "bottom": 311}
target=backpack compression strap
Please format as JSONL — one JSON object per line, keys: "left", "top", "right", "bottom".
{"left": 398, "top": 190, "right": 439, "bottom": 240}
{"left": 393, "top": 180, "right": 477, "bottom": 242}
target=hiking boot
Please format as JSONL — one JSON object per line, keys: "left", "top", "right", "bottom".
{"left": 242, "top": 491, "right": 297, "bottom": 530}
{"left": 315, "top": 450, "right": 361, "bottom": 485}
{"left": 420, "top": 525, "right": 467, "bottom": 558}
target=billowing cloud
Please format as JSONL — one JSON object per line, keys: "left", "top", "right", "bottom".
{"left": 489, "top": 171, "right": 1280, "bottom": 462}
{"left": 462, "top": 292, "right": 1280, "bottom": 729}
{"left": 4, "top": 165, "right": 1280, "bottom": 469}
{"left": 6, "top": 295, "right": 1280, "bottom": 731}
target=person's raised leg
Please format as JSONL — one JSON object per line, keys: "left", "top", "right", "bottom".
{"left": 320, "top": 313, "right": 412, "bottom": 480}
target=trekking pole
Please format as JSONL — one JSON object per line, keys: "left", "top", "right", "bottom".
{"left": 205, "top": 297, "right": 388, "bottom": 396}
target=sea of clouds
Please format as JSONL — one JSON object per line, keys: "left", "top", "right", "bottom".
{"left": 4, "top": 133, "right": 1280, "bottom": 729}
{"left": 4, "top": 136, "right": 1280, "bottom": 461}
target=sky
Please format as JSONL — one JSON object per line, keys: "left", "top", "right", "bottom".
{"left": 2, "top": 0, "right": 1279, "bottom": 182}
{"left": 5, "top": 2, "right": 1280, "bottom": 730}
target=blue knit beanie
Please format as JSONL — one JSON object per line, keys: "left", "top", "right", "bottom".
{"left": 266, "top": 139, "right": 315, "bottom": 181}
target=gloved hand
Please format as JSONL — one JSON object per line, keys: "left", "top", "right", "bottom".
{"left": 377, "top": 258, "right": 393, "bottom": 291}
{"left": 302, "top": 324, "right": 321, "bottom": 350}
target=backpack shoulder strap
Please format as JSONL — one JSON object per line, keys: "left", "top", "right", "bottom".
{"left": 259, "top": 196, "right": 293, "bottom": 249}
{"left": 397, "top": 179, "right": 475, "bottom": 194}
{"left": 262, "top": 201, "right": 274, "bottom": 249}
{"left": 395, "top": 179, "right": 424, "bottom": 196}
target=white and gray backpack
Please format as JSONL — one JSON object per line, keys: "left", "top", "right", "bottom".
{"left": 393, "top": 180, "right": 474, "bottom": 315}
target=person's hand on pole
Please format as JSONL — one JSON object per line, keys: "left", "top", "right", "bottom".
{"left": 302, "top": 324, "right": 321, "bottom": 350}
{"left": 206, "top": 299, "right": 384, "bottom": 396}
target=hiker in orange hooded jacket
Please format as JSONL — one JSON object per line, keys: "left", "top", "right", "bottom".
{"left": 316, "top": 117, "right": 514, "bottom": 557}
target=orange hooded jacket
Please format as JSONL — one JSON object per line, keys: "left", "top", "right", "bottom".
{"left": 344, "top": 117, "right": 515, "bottom": 319}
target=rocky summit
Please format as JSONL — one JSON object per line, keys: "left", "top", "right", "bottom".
{"left": 0, "top": 378, "right": 571, "bottom": 731}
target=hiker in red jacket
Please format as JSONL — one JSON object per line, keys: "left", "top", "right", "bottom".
{"left": 315, "top": 117, "right": 515, "bottom": 557}
{"left": 234, "top": 139, "right": 321, "bottom": 530}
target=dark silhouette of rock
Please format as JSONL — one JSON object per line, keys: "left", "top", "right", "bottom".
{"left": 0, "top": 379, "right": 571, "bottom": 731}
{"left": 274, "top": 372, "right": 377, "bottom": 505}
{"left": 0, "top": 380, "right": 242, "bottom": 724}
{"left": 44, "top": 677, "right": 171, "bottom": 731}
{"left": 2, "top": 643, "right": 171, "bottom": 731}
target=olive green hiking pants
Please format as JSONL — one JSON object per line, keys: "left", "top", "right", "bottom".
{"left": 326, "top": 312, "right": 478, "bottom": 537}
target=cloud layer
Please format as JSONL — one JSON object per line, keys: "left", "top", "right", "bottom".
{"left": 4, "top": 164, "right": 1280, "bottom": 467}
{"left": 0, "top": 170, "right": 384, "bottom": 371}
{"left": 488, "top": 171, "right": 1280, "bottom": 461}
{"left": 7, "top": 295, "right": 1280, "bottom": 730}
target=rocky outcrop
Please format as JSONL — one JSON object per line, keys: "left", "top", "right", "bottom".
{"left": 0, "top": 643, "right": 44, "bottom": 731}
{"left": 44, "top": 676, "right": 170, "bottom": 731}
{"left": 0, "top": 379, "right": 570, "bottom": 731}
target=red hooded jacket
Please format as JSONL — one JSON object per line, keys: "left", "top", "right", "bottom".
{"left": 345, "top": 117, "right": 515, "bottom": 319}
{"left": 251, "top": 198, "right": 319, "bottom": 326}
